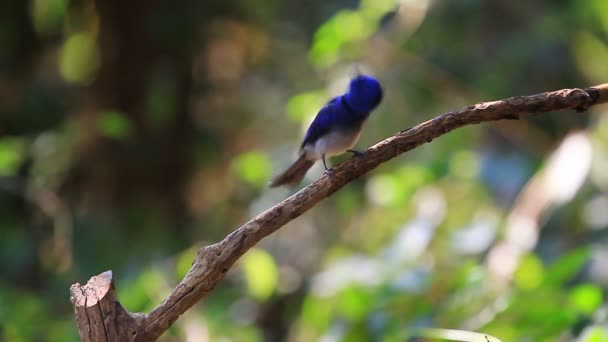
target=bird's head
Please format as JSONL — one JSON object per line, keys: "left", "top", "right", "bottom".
{"left": 344, "top": 75, "right": 383, "bottom": 114}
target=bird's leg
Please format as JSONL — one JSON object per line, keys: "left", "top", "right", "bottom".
{"left": 322, "top": 154, "right": 334, "bottom": 176}
{"left": 347, "top": 149, "right": 365, "bottom": 157}
{"left": 322, "top": 154, "right": 330, "bottom": 170}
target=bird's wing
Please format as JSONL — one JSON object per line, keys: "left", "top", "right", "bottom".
{"left": 300, "top": 96, "right": 340, "bottom": 149}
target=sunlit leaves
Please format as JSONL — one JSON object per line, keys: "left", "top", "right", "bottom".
{"left": 514, "top": 253, "right": 545, "bottom": 291}
{"left": 449, "top": 150, "right": 480, "bottom": 180}
{"left": 176, "top": 246, "right": 198, "bottom": 280}
{"left": 366, "top": 173, "right": 401, "bottom": 206}
{"left": 309, "top": 0, "right": 394, "bottom": 68}
{"left": 568, "top": 284, "right": 603, "bottom": 315}
{"left": 336, "top": 285, "right": 374, "bottom": 321}
{"left": 545, "top": 247, "right": 590, "bottom": 286}
{"left": 286, "top": 91, "right": 326, "bottom": 123}
{"left": 590, "top": 0, "right": 608, "bottom": 34}
{"left": 366, "top": 165, "right": 434, "bottom": 207}
{"left": 572, "top": 31, "right": 608, "bottom": 84}
{"left": 301, "top": 296, "right": 334, "bottom": 332}
{"left": 118, "top": 269, "right": 166, "bottom": 313}
{"left": 310, "top": 10, "right": 370, "bottom": 67}
{"left": 231, "top": 151, "right": 272, "bottom": 187}
{"left": 59, "top": 32, "right": 100, "bottom": 84}
{"left": 241, "top": 248, "right": 278, "bottom": 301}
{"left": 30, "top": 0, "right": 69, "bottom": 35}
{"left": 580, "top": 326, "right": 608, "bottom": 342}
{"left": 0, "top": 138, "right": 26, "bottom": 176}
{"left": 335, "top": 186, "right": 363, "bottom": 216}
{"left": 360, "top": 0, "right": 395, "bottom": 20}
{"left": 1, "top": 288, "right": 44, "bottom": 341}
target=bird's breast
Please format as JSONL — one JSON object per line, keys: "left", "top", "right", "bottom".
{"left": 303, "top": 125, "right": 363, "bottom": 159}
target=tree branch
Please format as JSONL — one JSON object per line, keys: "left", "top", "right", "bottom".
{"left": 70, "top": 83, "right": 608, "bottom": 341}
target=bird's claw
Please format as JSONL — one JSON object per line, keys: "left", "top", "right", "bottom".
{"left": 324, "top": 168, "right": 335, "bottom": 177}
{"left": 348, "top": 149, "right": 365, "bottom": 157}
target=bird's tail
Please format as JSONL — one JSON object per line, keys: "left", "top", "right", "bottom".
{"left": 269, "top": 154, "right": 315, "bottom": 188}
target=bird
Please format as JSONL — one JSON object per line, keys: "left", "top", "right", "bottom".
{"left": 270, "top": 74, "right": 383, "bottom": 187}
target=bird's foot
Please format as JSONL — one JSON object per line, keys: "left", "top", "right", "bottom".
{"left": 323, "top": 168, "right": 335, "bottom": 177}
{"left": 347, "top": 149, "right": 365, "bottom": 157}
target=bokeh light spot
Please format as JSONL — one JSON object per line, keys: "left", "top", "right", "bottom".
{"left": 0, "top": 138, "right": 26, "bottom": 176}
{"left": 241, "top": 248, "right": 278, "bottom": 301}
{"left": 309, "top": 10, "right": 376, "bottom": 67}
{"left": 96, "top": 111, "right": 133, "bottom": 140}
{"left": 59, "top": 32, "right": 100, "bottom": 84}
{"left": 287, "top": 91, "right": 326, "bottom": 123}
{"left": 572, "top": 31, "right": 608, "bottom": 84}
{"left": 366, "top": 173, "right": 399, "bottom": 206}
{"left": 579, "top": 326, "right": 608, "bottom": 342}
{"left": 514, "top": 253, "right": 545, "bottom": 291}
{"left": 336, "top": 285, "right": 373, "bottom": 321}
{"left": 30, "top": 0, "right": 69, "bottom": 35}
{"left": 450, "top": 150, "right": 480, "bottom": 179}
{"left": 231, "top": 151, "right": 271, "bottom": 187}
{"left": 176, "top": 247, "right": 198, "bottom": 280}
{"left": 569, "top": 283, "right": 603, "bottom": 314}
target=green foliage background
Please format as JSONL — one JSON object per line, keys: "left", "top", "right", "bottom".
{"left": 1, "top": 0, "right": 608, "bottom": 341}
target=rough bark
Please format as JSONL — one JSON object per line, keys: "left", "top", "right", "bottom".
{"left": 70, "top": 83, "right": 608, "bottom": 341}
{"left": 70, "top": 271, "right": 145, "bottom": 341}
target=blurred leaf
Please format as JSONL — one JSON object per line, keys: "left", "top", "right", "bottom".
{"left": 286, "top": 91, "right": 326, "bottom": 123}
{"left": 118, "top": 269, "right": 165, "bottom": 312}
{"left": 96, "top": 111, "right": 133, "bottom": 140}
{"left": 514, "top": 253, "right": 545, "bottom": 291}
{"left": 0, "top": 137, "right": 25, "bottom": 176}
{"left": 572, "top": 31, "right": 608, "bottom": 84}
{"left": 366, "top": 165, "right": 433, "bottom": 207}
{"left": 242, "top": 248, "right": 278, "bottom": 301}
{"left": 335, "top": 186, "right": 363, "bottom": 216}
{"left": 176, "top": 246, "right": 198, "bottom": 280}
{"left": 580, "top": 326, "right": 608, "bottom": 342}
{"left": 545, "top": 247, "right": 590, "bottom": 286}
{"left": 366, "top": 173, "right": 400, "bottom": 206}
{"left": 59, "top": 32, "right": 100, "bottom": 84}
{"left": 590, "top": 0, "right": 608, "bottom": 34}
{"left": 360, "top": 0, "right": 395, "bottom": 20}
{"left": 569, "top": 283, "right": 603, "bottom": 315}
{"left": 0, "top": 288, "right": 51, "bottom": 341}
{"left": 309, "top": 10, "right": 373, "bottom": 67}
{"left": 449, "top": 150, "right": 480, "bottom": 179}
{"left": 232, "top": 151, "right": 271, "bottom": 187}
{"left": 336, "top": 285, "right": 374, "bottom": 321}
{"left": 301, "top": 296, "right": 334, "bottom": 332}
{"left": 230, "top": 325, "right": 264, "bottom": 342}
{"left": 309, "top": 0, "right": 393, "bottom": 67}
{"left": 395, "top": 165, "right": 435, "bottom": 192}
{"left": 343, "top": 322, "right": 373, "bottom": 342}
{"left": 30, "top": 0, "right": 68, "bottom": 35}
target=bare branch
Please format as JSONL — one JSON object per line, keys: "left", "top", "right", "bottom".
{"left": 70, "top": 83, "right": 608, "bottom": 341}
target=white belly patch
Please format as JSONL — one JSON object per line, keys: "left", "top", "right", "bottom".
{"left": 303, "top": 128, "right": 362, "bottom": 159}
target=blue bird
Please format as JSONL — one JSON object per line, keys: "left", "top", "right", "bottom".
{"left": 270, "top": 74, "right": 383, "bottom": 187}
